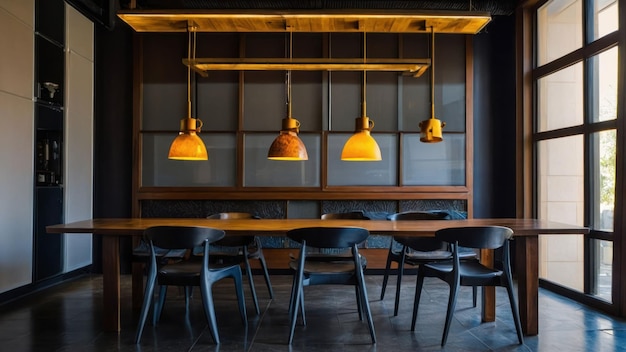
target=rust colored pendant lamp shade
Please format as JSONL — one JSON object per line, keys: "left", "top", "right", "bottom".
{"left": 168, "top": 25, "right": 208, "bottom": 160}
{"left": 419, "top": 26, "right": 445, "bottom": 143}
{"left": 267, "top": 116, "right": 308, "bottom": 160}
{"left": 268, "top": 32, "right": 308, "bottom": 161}
{"left": 341, "top": 32, "right": 382, "bottom": 161}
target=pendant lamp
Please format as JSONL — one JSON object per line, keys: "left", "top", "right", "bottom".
{"left": 268, "top": 32, "right": 308, "bottom": 161}
{"left": 419, "top": 26, "right": 445, "bottom": 143}
{"left": 168, "top": 25, "right": 208, "bottom": 160}
{"left": 341, "top": 33, "right": 382, "bottom": 161}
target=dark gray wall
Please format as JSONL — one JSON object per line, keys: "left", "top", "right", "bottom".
{"left": 472, "top": 15, "right": 517, "bottom": 218}
{"left": 93, "top": 23, "right": 134, "bottom": 272}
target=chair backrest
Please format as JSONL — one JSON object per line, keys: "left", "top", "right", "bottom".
{"left": 207, "top": 212, "right": 258, "bottom": 220}
{"left": 287, "top": 227, "right": 369, "bottom": 249}
{"left": 144, "top": 226, "right": 225, "bottom": 249}
{"left": 393, "top": 236, "right": 448, "bottom": 252}
{"left": 388, "top": 211, "right": 450, "bottom": 221}
{"left": 435, "top": 226, "right": 513, "bottom": 250}
{"left": 206, "top": 212, "right": 257, "bottom": 247}
{"left": 321, "top": 211, "right": 370, "bottom": 220}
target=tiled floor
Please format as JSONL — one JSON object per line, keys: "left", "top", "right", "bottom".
{"left": 1, "top": 273, "right": 626, "bottom": 351}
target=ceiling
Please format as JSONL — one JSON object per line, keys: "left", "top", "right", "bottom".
{"left": 121, "top": 1, "right": 518, "bottom": 16}
{"left": 116, "top": 0, "right": 517, "bottom": 34}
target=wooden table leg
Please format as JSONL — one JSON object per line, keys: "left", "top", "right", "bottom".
{"left": 102, "top": 235, "right": 121, "bottom": 332}
{"left": 131, "top": 235, "right": 144, "bottom": 311}
{"left": 480, "top": 248, "right": 495, "bottom": 322}
{"left": 515, "top": 236, "right": 539, "bottom": 335}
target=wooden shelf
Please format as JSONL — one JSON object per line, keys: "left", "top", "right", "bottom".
{"left": 117, "top": 9, "right": 491, "bottom": 34}
{"left": 184, "top": 57, "right": 431, "bottom": 77}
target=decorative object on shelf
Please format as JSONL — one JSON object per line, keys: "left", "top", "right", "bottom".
{"left": 419, "top": 26, "right": 445, "bottom": 143}
{"left": 42, "top": 82, "right": 59, "bottom": 99}
{"left": 341, "top": 33, "right": 382, "bottom": 162}
{"left": 268, "top": 32, "right": 309, "bottom": 161}
{"left": 168, "top": 23, "right": 209, "bottom": 161}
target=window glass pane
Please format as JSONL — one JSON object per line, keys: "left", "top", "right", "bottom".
{"left": 537, "top": 63, "right": 583, "bottom": 132}
{"left": 243, "top": 71, "right": 283, "bottom": 131}
{"left": 243, "top": 133, "right": 320, "bottom": 187}
{"left": 327, "top": 133, "right": 397, "bottom": 186}
{"left": 402, "top": 134, "right": 465, "bottom": 186}
{"left": 537, "top": 0, "right": 583, "bottom": 66}
{"left": 537, "top": 136, "right": 584, "bottom": 291}
{"left": 197, "top": 71, "right": 239, "bottom": 131}
{"left": 142, "top": 133, "right": 236, "bottom": 186}
{"left": 591, "top": 239, "right": 612, "bottom": 302}
{"left": 592, "top": 0, "right": 618, "bottom": 41}
{"left": 591, "top": 47, "right": 618, "bottom": 122}
{"left": 592, "top": 130, "right": 615, "bottom": 231}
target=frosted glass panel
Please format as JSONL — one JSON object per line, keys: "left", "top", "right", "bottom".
{"left": 402, "top": 134, "right": 465, "bottom": 186}
{"left": 327, "top": 133, "right": 398, "bottom": 186}
{"left": 142, "top": 133, "right": 236, "bottom": 187}
{"left": 244, "top": 134, "right": 320, "bottom": 187}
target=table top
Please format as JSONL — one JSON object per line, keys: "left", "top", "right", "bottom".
{"left": 47, "top": 218, "right": 589, "bottom": 237}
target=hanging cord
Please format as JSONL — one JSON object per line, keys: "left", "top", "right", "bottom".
{"left": 186, "top": 26, "right": 192, "bottom": 119}
{"left": 287, "top": 31, "right": 293, "bottom": 118}
{"left": 430, "top": 26, "right": 435, "bottom": 120}
{"left": 362, "top": 32, "right": 367, "bottom": 118}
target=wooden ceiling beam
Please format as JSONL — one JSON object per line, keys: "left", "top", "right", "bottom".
{"left": 117, "top": 9, "right": 491, "bottom": 34}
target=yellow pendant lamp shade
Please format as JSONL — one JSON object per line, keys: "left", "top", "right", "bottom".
{"left": 168, "top": 25, "right": 208, "bottom": 161}
{"left": 341, "top": 116, "right": 382, "bottom": 161}
{"left": 419, "top": 117, "right": 445, "bottom": 143}
{"left": 419, "top": 26, "right": 445, "bottom": 143}
{"left": 168, "top": 116, "right": 208, "bottom": 160}
{"left": 341, "top": 33, "right": 381, "bottom": 162}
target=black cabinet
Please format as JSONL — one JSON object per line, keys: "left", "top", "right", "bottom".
{"left": 34, "top": 187, "right": 64, "bottom": 281}
{"left": 33, "top": 0, "right": 65, "bottom": 282}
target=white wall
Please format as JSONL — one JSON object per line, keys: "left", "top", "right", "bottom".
{"left": 0, "top": 1, "right": 35, "bottom": 292}
{"left": 64, "top": 4, "right": 94, "bottom": 271}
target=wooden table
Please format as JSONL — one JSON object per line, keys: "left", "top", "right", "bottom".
{"left": 47, "top": 218, "right": 588, "bottom": 335}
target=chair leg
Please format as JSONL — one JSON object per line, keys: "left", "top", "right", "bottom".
{"left": 394, "top": 246, "right": 407, "bottom": 316}
{"left": 287, "top": 268, "right": 298, "bottom": 318}
{"left": 255, "top": 249, "right": 274, "bottom": 299}
{"left": 243, "top": 249, "right": 260, "bottom": 315}
{"left": 135, "top": 272, "right": 157, "bottom": 344}
{"left": 441, "top": 280, "right": 459, "bottom": 347}
{"left": 356, "top": 257, "right": 376, "bottom": 344}
{"left": 411, "top": 272, "right": 425, "bottom": 331}
{"left": 505, "top": 280, "right": 524, "bottom": 344}
{"left": 184, "top": 286, "right": 192, "bottom": 314}
{"left": 472, "top": 285, "right": 478, "bottom": 307}
{"left": 154, "top": 285, "right": 167, "bottom": 325}
{"left": 288, "top": 269, "right": 305, "bottom": 344}
{"left": 231, "top": 266, "right": 249, "bottom": 327}
{"left": 355, "top": 284, "right": 364, "bottom": 321}
{"left": 299, "top": 285, "right": 306, "bottom": 326}
{"left": 199, "top": 279, "right": 220, "bottom": 344}
{"left": 380, "top": 242, "right": 394, "bottom": 300}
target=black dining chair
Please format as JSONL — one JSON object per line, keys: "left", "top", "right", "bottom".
{"left": 411, "top": 226, "right": 524, "bottom": 346}
{"left": 135, "top": 225, "right": 247, "bottom": 344}
{"left": 203, "top": 212, "right": 274, "bottom": 315}
{"left": 286, "top": 226, "right": 376, "bottom": 344}
{"left": 381, "top": 211, "right": 478, "bottom": 316}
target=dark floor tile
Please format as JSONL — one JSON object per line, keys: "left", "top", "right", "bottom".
{"left": 3, "top": 274, "right": 626, "bottom": 351}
